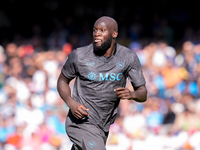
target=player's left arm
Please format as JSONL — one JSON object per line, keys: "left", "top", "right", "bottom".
{"left": 114, "top": 85, "right": 147, "bottom": 102}
{"left": 115, "top": 50, "right": 147, "bottom": 102}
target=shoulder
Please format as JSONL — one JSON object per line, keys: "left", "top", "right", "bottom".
{"left": 116, "top": 43, "right": 142, "bottom": 68}
{"left": 68, "top": 44, "right": 93, "bottom": 59}
{"left": 75, "top": 44, "right": 93, "bottom": 54}
{"left": 116, "top": 43, "right": 137, "bottom": 58}
{"left": 77, "top": 43, "right": 93, "bottom": 50}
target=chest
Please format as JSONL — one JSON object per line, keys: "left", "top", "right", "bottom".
{"left": 78, "top": 56, "right": 127, "bottom": 82}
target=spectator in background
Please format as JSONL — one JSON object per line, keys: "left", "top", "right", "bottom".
{"left": 0, "top": 118, "right": 15, "bottom": 144}
{"left": 161, "top": 61, "right": 182, "bottom": 89}
{"left": 0, "top": 45, "right": 6, "bottom": 89}
{"left": 4, "top": 43, "right": 17, "bottom": 65}
{"left": 32, "top": 52, "right": 48, "bottom": 95}
{"left": 5, "top": 56, "right": 31, "bottom": 103}
{"left": 171, "top": 104, "right": 198, "bottom": 134}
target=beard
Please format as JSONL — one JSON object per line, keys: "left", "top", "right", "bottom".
{"left": 93, "top": 36, "right": 112, "bottom": 56}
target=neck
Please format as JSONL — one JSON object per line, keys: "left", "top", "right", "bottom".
{"left": 104, "top": 41, "right": 115, "bottom": 57}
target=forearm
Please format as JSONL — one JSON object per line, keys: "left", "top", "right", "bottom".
{"left": 57, "top": 73, "right": 74, "bottom": 108}
{"left": 131, "top": 85, "right": 147, "bottom": 102}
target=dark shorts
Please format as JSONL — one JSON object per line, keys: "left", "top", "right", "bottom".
{"left": 65, "top": 111, "right": 109, "bottom": 150}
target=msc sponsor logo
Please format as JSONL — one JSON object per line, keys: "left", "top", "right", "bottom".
{"left": 99, "top": 73, "right": 122, "bottom": 81}
{"left": 87, "top": 72, "right": 122, "bottom": 81}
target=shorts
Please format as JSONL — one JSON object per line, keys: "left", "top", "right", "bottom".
{"left": 65, "top": 110, "right": 109, "bottom": 150}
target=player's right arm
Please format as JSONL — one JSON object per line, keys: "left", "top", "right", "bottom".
{"left": 57, "top": 73, "right": 89, "bottom": 119}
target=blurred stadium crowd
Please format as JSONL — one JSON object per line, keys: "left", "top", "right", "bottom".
{"left": 0, "top": 39, "right": 200, "bottom": 150}
{"left": 0, "top": 0, "right": 200, "bottom": 150}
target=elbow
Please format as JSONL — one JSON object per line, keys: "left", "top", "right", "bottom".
{"left": 133, "top": 85, "right": 148, "bottom": 103}
{"left": 142, "top": 88, "right": 148, "bottom": 102}
{"left": 136, "top": 94, "right": 147, "bottom": 103}
{"left": 138, "top": 96, "right": 147, "bottom": 103}
{"left": 134, "top": 94, "right": 147, "bottom": 103}
{"left": 141, "top": 95, "right": 147, "bottom": 102}
{"left": 139, "top": 87, "right": 148, "bottom": 103}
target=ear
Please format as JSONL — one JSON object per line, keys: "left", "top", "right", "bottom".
{"left": 112, "top": 31, "right": 118, "bottom": 39}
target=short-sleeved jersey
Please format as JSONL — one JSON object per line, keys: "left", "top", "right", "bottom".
{"left": 61, "top": 43, "right": 146, "bottom": 132}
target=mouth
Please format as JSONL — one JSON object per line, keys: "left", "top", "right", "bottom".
{"left": 94, "top": 38, "right": 102, "bottom": 43}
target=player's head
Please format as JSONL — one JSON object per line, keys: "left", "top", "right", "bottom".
{"left": 93, "top": 16, "right": 118, "bottom": 55}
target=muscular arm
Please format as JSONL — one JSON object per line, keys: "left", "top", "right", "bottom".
{"left": 57, "top": 73, "right": 89, "bottom": 119}
{"left": 131, "top": 85, "right": 147, "bottom": 102}
{"left": 57, "top": 73, "right": 73, "bottom": 106}
{"left": 115, "top": 85, "right": 147, "bottom": 102}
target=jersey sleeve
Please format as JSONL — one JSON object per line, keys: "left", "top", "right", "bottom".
{"left": 127, "top": 52, "right": 146, "bottom": 88}
{"left": 61, "top": 50, "right": 78, "bottom": 80}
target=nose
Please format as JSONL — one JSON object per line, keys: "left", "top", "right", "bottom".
{"left": 94, "top": 29, "right": 101, "bottom": 37}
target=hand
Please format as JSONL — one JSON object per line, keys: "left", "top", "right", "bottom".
{"left": 69, "top": 100, "right": 89, "bottom": 119}
{"left": 114, "top": 87, "right": 132, "bottom": 100}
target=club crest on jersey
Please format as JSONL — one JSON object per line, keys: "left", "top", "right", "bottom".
{"left": 87, "top": 140, "right": 95, "bottom": 148}
{"left": 117, "top": 61, "right": 124, "bottom": 69}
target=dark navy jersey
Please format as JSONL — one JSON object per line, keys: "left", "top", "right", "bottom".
{"left": 61, "top": 43, "right": 146, "bottom": 132}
